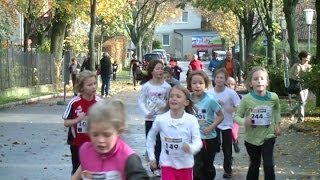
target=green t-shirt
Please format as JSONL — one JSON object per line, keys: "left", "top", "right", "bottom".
{"left": 235, "top": 91, "right": 281, "bottom": 146}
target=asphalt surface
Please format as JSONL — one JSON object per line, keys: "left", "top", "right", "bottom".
{"left": 0, "top": 61, "right": 319, "bottom": 179}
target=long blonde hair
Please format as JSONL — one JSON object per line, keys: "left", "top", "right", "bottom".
{"left": 74, "top": 70, "right": 97, "bottom": 93}
{"left": 245, "top": 66, "right": 269, "bottom": 91}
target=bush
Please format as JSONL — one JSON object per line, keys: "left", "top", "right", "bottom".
{"left": 300, "top": 63, "right": 320, "bottom": 107}
{"left": 152, "top": 39, "right": 162, "bottom": 49}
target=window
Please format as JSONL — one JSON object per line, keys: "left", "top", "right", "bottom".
{"left": 182, "top": 12, "right": 188, "bottom": 22}
{"left": 162, "top": 34, "right": 170, "bottom": 46}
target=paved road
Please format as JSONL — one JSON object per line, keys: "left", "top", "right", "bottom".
{"left": 0, "top": 62, "right": 319, "bottom": 179}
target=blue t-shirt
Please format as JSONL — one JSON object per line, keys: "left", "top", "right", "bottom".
{"left": 191, "top": 92, "right": 221, "bottom": 139}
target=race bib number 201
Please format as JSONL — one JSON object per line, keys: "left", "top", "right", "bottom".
{"left": 250, "top": 106, "right": 272, "bottom": 126}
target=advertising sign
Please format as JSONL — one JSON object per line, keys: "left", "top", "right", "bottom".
{"left": 192, "top": 35, "right": 222, "bottom": 48}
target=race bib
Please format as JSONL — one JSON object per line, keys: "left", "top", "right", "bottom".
{"left": 82, "top": 170, "right": 121, "bottom": 180}
{"left": 196, "top": 108, "right": 209, "bottom": 129}
{"left": 250, "top": 106, "right": 272, "bottom": 126}
{"left": 164, "top": 137, "right": 183, "bottom": 157}
{"left": 77, "top": 119, "right": 88, "bottom": 133}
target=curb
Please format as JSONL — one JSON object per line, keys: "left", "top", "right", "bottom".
{"left": 0, "top": 93, "right": 73, "bottom": 109}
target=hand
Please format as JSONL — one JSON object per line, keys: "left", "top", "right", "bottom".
{"left": 244, "top": 116, "right": 252, "bottom": 129}
{"left": 203, "top": 126, "right": 213, "bottom": 135}
{"left": 76, "top": 112, "right": 86, "bottom": 123}
{"left": 182, "top": 143, "right": 191, "bottom": 154}
{"left": 274, "top": 125, "right": 281, "bottom": 136}
{"left": 225, "top": 106, "right": 235, "bottom": 114}
{"left": 146, "top": 112, "right": 154, "bottom": 119}
{"left": 149, "top": 160, "right": 158, "bottom": 170}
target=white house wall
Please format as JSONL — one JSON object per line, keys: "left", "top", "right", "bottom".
{"left": 154, "top": 5, "right": 201, "bottom": 57}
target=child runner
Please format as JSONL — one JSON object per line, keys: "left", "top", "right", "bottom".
{"left": 146, "top": 85, "right": 202, "bottom": 180}
{"left": 62, "top": 70, "right": 101, "bottom": 175}
{"left": 71, "top": 99, "right": 149, "bottom": 180}
{"left": 227, "top": 76, "right": 242, "bottom": 153}
{"left": 187, "top": 70, "right": 224, "bottom": 180}
{"left": 235, "top": 66, "right": 281, "bottom": 180}
{"left": 207, "top": 68, "right": 241, "bottom": 178}
{"left": 163, "top": 66, "right": 180, "bottom": 87}
{"left": 138, "top": 60, "right": 171, "bottom": 176}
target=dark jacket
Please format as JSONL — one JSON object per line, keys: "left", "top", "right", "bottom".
{"left": 100, "top": 56, "right": 112, "bottom": 75}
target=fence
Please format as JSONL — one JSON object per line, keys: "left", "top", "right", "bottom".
{"left": 0, "top": 47, "right": 55, "bottom": 90}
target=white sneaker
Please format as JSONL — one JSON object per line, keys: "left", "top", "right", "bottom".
{"left": 152, "top": 169, "right": 161, "bottom": 177}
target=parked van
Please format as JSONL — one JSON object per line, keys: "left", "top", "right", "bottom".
{"left": 214, "top": 50, "right": 226, "bottom": 61}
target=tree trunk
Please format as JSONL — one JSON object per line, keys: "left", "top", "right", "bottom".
{"left": 266, "top": 33, "right": 276, "bottom": 65}
{"left": 283, "top": 0, "right": 299, "bottom": 65}
{"left": 50, "top": 12, "right": 67, "bottom": 84}
{"left": 23, "top": 17, "right": 31, "bottom": 52}
{"left": 316, "top": 0, "right": 320, "bottom": 64}
{"left": 89, "top": 0, "right": 97, "bottom": 71}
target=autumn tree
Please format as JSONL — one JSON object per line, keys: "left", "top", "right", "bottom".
{"left": 123, "top": 0, "right": 175, "bottom": 60}
{"left": 189, "top": 0, "right": 263, "bottom": 65}
{"left": 0, "top": 1, "right": 17, "bottom": 43}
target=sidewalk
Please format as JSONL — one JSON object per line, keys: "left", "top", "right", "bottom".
{"left": 0, "top": 87, "right": 319, "bottom": 179}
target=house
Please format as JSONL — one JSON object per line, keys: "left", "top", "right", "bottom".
{"left": 154, "top": 5, "right": 224, "bottom": 60}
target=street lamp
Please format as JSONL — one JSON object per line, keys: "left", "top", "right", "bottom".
{"left": 303, "top": 9, "right": 315, "bottom": 52}
{"left": 279, "top": 17, "right": 289, "bottom": 86}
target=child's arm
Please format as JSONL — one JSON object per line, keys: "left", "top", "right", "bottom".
{"left": 184, "top": 117, "right": 202, "bottom": 154}
{"left": 71, "top": 165, "right": 82, "bottom": 180}
{"left": 273, "top": 93, "right": 282, "bottom": 136}
{"left": 138, "top": 85, "right": 152, "bottom": 118}
{"left": 64, "top": 112, "right": 86, "bottom": 127}
{"left": 145, "top": 118, "right": 161, "bottom": 169}
{"left": 203, "top": 110, "right": 224, "bottom": 135}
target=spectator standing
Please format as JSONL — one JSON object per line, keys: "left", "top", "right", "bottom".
{"left": 288, "top": 51, "right": 312, "bottom": 123}
{"left": 69, "top": 58, "right": 81, "bottom": 96}
{"left": 130, "top": 55, "right": 141, "bottom": 90}
{"left": 208, "top": 52, "right": 222, "bottom": 87}
{"left": 188, "top": 54, "right": 203, "bottom": 72}
{"left": 99, "top": 52, "right": 113, "bottom": 98}
{"left": 80, "top": 54, "right": 90, "bottom": 71}
{"left": 218, "top": 51, "right": 241, "bottom": 84}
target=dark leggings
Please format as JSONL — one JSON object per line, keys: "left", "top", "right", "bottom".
{"left": 70, "top": 145, "right": 80, "bottom": 175}
{"left": 245, "top": 138, "right": 276, "bottom": 180}
{"left": 193, "top": 138, "right": 218, "bottom": 180}
{"left": 145, "top": 121, "right": 161, "bottom": 168}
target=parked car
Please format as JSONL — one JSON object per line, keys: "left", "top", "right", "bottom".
{"left": 142, "top": 53, "right": 162, "bottom": 70}
{"left": 214, "top": 50, "right": 226, "bottom": 61}
{"left": 152, "top": 49, "right": 168, "bottom": 65}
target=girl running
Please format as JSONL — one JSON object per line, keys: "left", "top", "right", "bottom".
{"left": 146, "top": 85, "right": 202, "bottom": 180}
{"left": 138, "top": 60, "right": 171, "bottom": 176}
{"left": 71, "top": 99, "right": 149, "bottom": 180}
{"left": 207, "top": 68, "right": 241, "bottom": 178}
{"left": 63, "top": 70, "right": 101, "bottom": 174}
{"left": 235, "top": 66, "right": 281, "bottom": 180}
{"left": 187, "top": 70, "right": 224, "bottom": 180}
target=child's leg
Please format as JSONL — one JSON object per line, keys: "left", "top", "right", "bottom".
{"left": 221, "top": 129, "right": 233, "bottom": 175}
{"left": 70, "top": 145, "right": 80, "bottom": 175}
{"left": 216, "top": 128, "right": 221, "bottom": 152}
{"left": 262, "top": 138, "right": 276, "bottom": 180}
{"left": 176, "top": 167, "right": 193, "bottom": 180}
{"left": 161, "top": 166, "right": 174, "bottom": 180}
{"left": 244, "top": 141, "right": 261, "bottom": 180}
{"left": 203, "top": 138, "right": 218, "bottom": 179}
